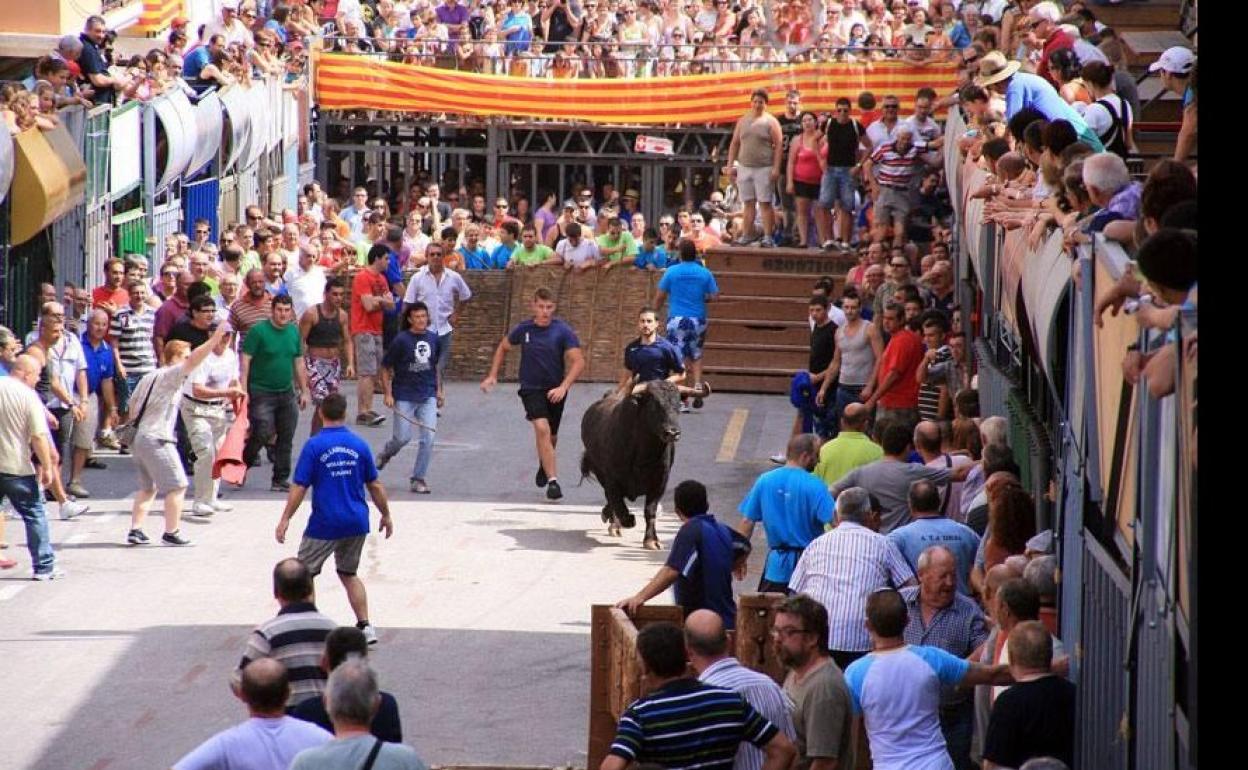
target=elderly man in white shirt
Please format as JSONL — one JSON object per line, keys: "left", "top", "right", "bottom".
{"left": 284, "top": 245, "right": 327, "bottom": 320}
{"left": 401, "top": 241, "right": 472, "bottom": 379}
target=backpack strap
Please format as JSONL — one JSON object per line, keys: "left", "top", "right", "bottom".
{"left": 360, "top": 737, "right": 384, "bottom": 770}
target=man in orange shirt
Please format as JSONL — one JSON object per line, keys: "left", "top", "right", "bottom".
{"left": 92, "top": 258, "right": 130, "bottom": 316}
{"left": 864, "top": 303, "right": 923, "bottom": 432}
{"left": 351, "top": 245, "right": 396, "bottom": 427}
{"left": 686, "top": 213, "right": 721, "bottom": 253}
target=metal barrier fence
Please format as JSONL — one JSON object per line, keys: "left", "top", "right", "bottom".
{"left": 944, "top": 105, "right": 1197, "bottom": 767}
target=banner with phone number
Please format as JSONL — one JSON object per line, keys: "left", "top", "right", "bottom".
{"left": 314, "top": 52, "right": 960, "bottom": 125}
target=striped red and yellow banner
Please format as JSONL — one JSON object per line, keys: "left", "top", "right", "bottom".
{"left": 133, "top": 0, "right": 183, "bottom": 35}
{"left": 314, "top": 52, "right": 960, "bottom": 125}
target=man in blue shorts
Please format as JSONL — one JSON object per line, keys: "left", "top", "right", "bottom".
{"left": 275, "top": 393, "right": 394, "bottom": 645}
{"left": 481, "top": 286, "right": 585, "bottom": 501}
{"left": 655, "top": 239, "right": 718, "bottom": 413}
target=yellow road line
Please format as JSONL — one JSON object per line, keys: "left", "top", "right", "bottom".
{"left": 716, "top": 408, "right": 749, "bottom": 463}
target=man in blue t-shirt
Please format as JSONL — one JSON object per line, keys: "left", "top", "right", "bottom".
{"left": 481, "top": 287, "right": 585, "bottom": 501}
{"left": 656, "top": 239, "right": 719, "bottom": 411}
{"left": 886, "top": 479, "right": 980, "bottom": 595}
{"left": 619, "top": 307, "right": 689, "bottom": 394}
{"left": 276, "top": 393, "right": 394, "bottom": 644}
{"left": 973, "top": 52, "right": 1105, "bottom": 152}
{"left": 617, "top": 480, "right": 750, "bottom": 629}
{"left": 738, "top": 434, "right": 834, "bottom": 593}
{"left": 377, "top": 302, "right": 442, "bottom": 495}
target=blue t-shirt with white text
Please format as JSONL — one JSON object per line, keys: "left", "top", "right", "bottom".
{"left": 887, "top": 517, "right": 981, "bottom": 595}
{"left": 293, "top": 426, "right": 378, "bottom": 540}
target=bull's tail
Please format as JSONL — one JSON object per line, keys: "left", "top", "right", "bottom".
{"left": 579, "top": 452, "right": 597, "bottom": 487}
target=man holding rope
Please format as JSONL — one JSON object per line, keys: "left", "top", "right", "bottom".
{"left": 376, "top": 302, "right": 443, "bottom": 494}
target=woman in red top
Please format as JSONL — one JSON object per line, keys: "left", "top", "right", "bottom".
{"left": 785, "top": 112, "right": 827, "bottom": 249}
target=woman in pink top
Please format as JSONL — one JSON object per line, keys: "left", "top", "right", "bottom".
{"left": 786, "top": 112, "right": 828, "bottom": 248}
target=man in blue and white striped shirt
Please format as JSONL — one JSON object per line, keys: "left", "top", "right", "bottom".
{"left": 687, "top": 610, "right": 797, "bottom": 770}
{"left": 789, "top": 487, "right": 915, "bottom": 671}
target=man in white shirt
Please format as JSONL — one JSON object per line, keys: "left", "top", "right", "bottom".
{"left": 204, "top": 0, "right": 255, "bottom": 47}
{"left": 554, "top": 223, "right": 601, "bottom": 271}
{"left": 0, "top": 355, "right": 64, "bottom": 579}
{"left": 285, "top": 246, "right": 327, "bottom": 320}
{"left": 401, "top": 242, "right": 472, "bottom": 380}
{"left": 866, "top": 94, "right": 904, "bottom": 148}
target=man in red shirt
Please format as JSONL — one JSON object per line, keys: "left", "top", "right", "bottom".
{"left": 1029, "top": 2, "right": 1074, "bottom": 87}
{"left": 351, "top": 245, "right": 395, "bottom": 426}
{"left": 92, "top": 257, "right": 129, "bottom": 316}
{"left": 864, "top": 303, "right": 923, "bottom": 432}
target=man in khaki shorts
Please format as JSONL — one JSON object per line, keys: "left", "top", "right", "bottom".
{"left": 276, "top": 393, "right": 393, "bottom": 645}
{"left": 725, "top": 88, "right": 785, "bottom": 248}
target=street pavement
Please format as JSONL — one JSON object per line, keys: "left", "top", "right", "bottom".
{"left": 0, "top": 380, "right": 797, "bottom": 770}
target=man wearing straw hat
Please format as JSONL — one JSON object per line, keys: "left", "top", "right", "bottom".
{"left": 973, "top": 51, "right": 1104, "bottom": 152}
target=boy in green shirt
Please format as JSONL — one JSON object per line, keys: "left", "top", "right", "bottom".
{"left": 508, "top": 225, "right": 556, "bottom": 268}
{"left": 596, "top": 217, "right": 639, "bottom": 271}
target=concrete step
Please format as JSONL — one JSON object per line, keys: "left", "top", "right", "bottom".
{"left": 1121, "top": 30, "right": 1192, "bottom": 70}
{"left": 1091, "top": 1, "right": 1182, "bottom": 29}
{"left": 708, "top": 318, "right": 810, "bottom": 345}
{"left": 714, "top": 271, "right": 845, "bottom": 297}
{"left": 703, "top": 341, "right": 808, "bottom": 370}
{"left": 704, "top": 246, "right": 857, "bottom": 275}
{"left": 710, "top": 296, "right": 814, "bottom": 323}
{"left": 703, "top": 365, "right": 794, "bottom": 394}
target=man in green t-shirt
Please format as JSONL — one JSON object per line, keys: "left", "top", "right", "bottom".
{"left": 241, "top": 294, "right": 310, "bottom": 492}
{"left": 597, "top": 217, "right": 639, "bottom": 271}
{"left": 508, "top": 225, "right": 556, "bottom": 268}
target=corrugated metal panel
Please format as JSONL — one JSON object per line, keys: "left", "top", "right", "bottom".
{"left": 1135, "top": 583, "right": 1176, "bottom": 770}
{"left": 1079, "top": 536, "right": 1130, "bottom": 770}
{"left": 219, "top": 174, "right": 239, "bottom": 229}
{"left": 1007, "top": 389, "right": 1054, "bottom": 530}
{"left": 151, "top": 199, "right": 182, "bottom": 251}
{"left": 973, "top": 338, "right": 1009, "bottom": 419}
{"left": 50, "top": 203, "right": 86, "bottom": 290}
{"left": 183, "top": 178, "right": 221, "bottom": 243}
{"left": 85, "top": 200, "right": 111, "bottom": 289}
{"left": 236, "top": 166, "right": 261, "bottom": 223}
{"left": 112, "top": 208, "right": 147, "bottom": 259}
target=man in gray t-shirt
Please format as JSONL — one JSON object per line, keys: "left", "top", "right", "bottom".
{"left": 828, "top": 423, "right": 973, "bottom": 533}
{"left": 290, "top": 660, "right": 428, "bottom": 770}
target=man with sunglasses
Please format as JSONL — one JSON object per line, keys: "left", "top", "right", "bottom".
{"left": 865, "top": 94, "right": 903, "bottom": 149}
{"left": 819, "top": 96, "right": 873, "bottom": 251}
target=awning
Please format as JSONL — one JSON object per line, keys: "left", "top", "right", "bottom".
{"left": 11, "top": 124, "right": 86, "bottom": 245}
{"left": 153, "top": 89, "right": 198, "bottom": 192}
{"left": 219, "top": 86, "right": 252, "bottom": 174}
{"left": 187, "top": 90, "right": 223, "bottom": 179}
{"left": 1021, "top": 231, "right": 1072, "bottom": 384}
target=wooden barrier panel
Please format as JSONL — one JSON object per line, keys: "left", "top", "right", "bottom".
{"left": 734, "top": 593, "right": 788, "bottom": 685}
{"left": 588, "top": 604, "right": 684, "bottom": 770}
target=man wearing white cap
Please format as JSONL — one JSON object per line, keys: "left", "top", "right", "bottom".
{"left": 973, "top": 51, "right": 1104, "bottom": 152}
{"left": 1027, "top": 2, "right": 1073, "bottom": 87}
{"left": 1150, "top": 46, "right": 1197, "bottom": 162}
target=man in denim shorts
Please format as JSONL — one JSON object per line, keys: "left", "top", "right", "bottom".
{"left": 818, "top": 96, "right": 872, "bottom": 250}
{"left": 276, "top": 393, "right": 393, "bottom": 645}
{"left": 656, "top": 240, "right": 719, "bottom": 413}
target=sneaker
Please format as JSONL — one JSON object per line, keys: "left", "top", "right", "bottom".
{"left": 368, "top": 413, "right": 386, "bottom": 426}
{"left": 118, "top": 444, "right": 131, "bottom": 455}
{"left": 359, "top": 622, "right": 379, "bottom": 646}
{"left": 84, "top": 458, "right": 108, "bottom": 470}
{"left": 376, "top": 451, "right": 392, "bottom": 471}
{"left": 270, "top": 481, "right": 292, "bottom": 493}
{"left": 546, "top": 479, "right": 563, "bottom": 501}
{"left": 127, "top": 529, "right": 150, "bottom": 545}
{"left": 769, "top": 453, "right": 786, "bottom": 465}
{"left": 821, "top": 239, "right": 837, "bottom": 251}
{"left": 161, "top": 530, "right": 193, "bottom": 547}
{"left": 96, "top": 434, "right": 121, "bottom": 450}
{"left": 59, "top": 501, "right": 89, "bottom": 521}
{"left": 212, "top": 500, "right": 234, "bottom": 513}
{"left": 731, "top": 233, "right": 760, "bottom": 247}
{"left": 535, "top": 465, "right": 548, "bottom": 488}
{"left": 679, "top": 403, "right": 692, "bottom": 414}
{"left": 410, "top": 479, "right": 431, "bottom": 494}
{"left": 189, "top": 502, "right": 216, "bottom": 517}
{"left": 66, "top": 481, "right": 90, "bottom": 499}
{"left": 758, "top": 236, "right": 776, "bottom": 248}
{"left": 32, "top": 567, "right": 67, "bottom": 581}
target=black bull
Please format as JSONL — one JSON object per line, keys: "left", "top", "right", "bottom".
{"left": 579, "top": 380, "right": 682, "bottom": 549}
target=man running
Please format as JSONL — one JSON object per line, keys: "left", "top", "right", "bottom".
{"left": 299, "top": 277, "right": 355, "bottom": 437}
{"left": 377, "top": 302, "right": 443, "bottom": 494}
{"left": 242, "top": 294, "right": 309, "bottom": 492}
{"left": 480, "top": 287, "right": 585, "bottom": 501}
{"left": 276, "top": 393, "right": 393, "bottom": 646}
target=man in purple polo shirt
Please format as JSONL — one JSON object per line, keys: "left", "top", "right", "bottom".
{"left": 436, "top": 0, "right": 470, "bottom": 41}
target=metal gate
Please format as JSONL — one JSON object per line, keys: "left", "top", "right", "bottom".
{"left": 151, "top": 198, "right": 182, "bottom": 253}
{"left": 219, "top": 174, "right": 239, "bottom": 229}
{"left": 183, "top": 177, "right": 221, "bottom": 242}
{"left": 236, "top": 165, "right": 261, "bottom": 223}
{"left": 1079, "top": 536, "right": 1131, "bottom": 770}
{"left": 113, "top": 208, "right": 147, "bottom": 259}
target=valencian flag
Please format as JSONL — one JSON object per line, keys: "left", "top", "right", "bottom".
{"left": 314, "top": 52, "right": 960, "bottom": 125}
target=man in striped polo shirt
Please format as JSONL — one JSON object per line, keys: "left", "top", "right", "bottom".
{"left": 863, "top": 126, "right": 939, "bottom": 248}
{"left": 687, "top": 610, "right": 796, "bottom": 770}
{"left": 109, "top": 280, "right": 158, "bottom": 426}
{"left": 236, "top": 558, "right": 337, "bottom": 708}
{"left": 602, "top": 622, "right": 796, "bottom": 770}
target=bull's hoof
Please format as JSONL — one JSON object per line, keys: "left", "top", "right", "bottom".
{"left": 643, "top": 538, "right": 662, "bottom": 551}
{"left": 618, "top": 511, "right": 637, "bottom": 529}
{"left": 601, "top": 506, "right": 612, "bottom": 524}
{"left": 607, "top": 523, "right": 622, "bottom": 537}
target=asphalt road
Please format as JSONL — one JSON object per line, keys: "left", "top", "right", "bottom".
{"left": 0, "top": 380, "right": 796, "bottom": 770}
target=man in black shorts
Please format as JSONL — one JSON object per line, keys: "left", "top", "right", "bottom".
{"left": 481, "top": 287, "right": 585, "bottom": 500}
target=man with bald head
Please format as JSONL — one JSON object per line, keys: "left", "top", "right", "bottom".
{"left": 899, "top": 545, "right": 990, "bottom": 770}
{"left": 0, "top": 355, "right": 63, "bottom": 578}
{"left": 687, "top": 610, "right": 796, "bottom": 770}
{"left": 913, "top": 420, "right": 974, "bottom": 522}
{"left": 982, "top": 620, "right": 1075, "bottom": 769}
{"left": 813, "top": 402, "right": 883, "bottom": 486}
{"left": 175, "top": 658, "right": 332, "bottom": 770}
{"left": 229, "top": 268, "right": 275, "bottom": 349}
{"left": 888, "top": 480, "right": 980, "bottom": 595}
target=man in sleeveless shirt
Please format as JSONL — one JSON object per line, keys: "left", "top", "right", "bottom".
{"left": 725, "top": 89, "right": 784, "bottom": 248}
{"left": 299, "top": 277, "right": 355, "bottom": 437}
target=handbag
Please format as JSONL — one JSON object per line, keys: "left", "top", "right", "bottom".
{"left": 115, "top": 373, "right": 156, "bottom": 446}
